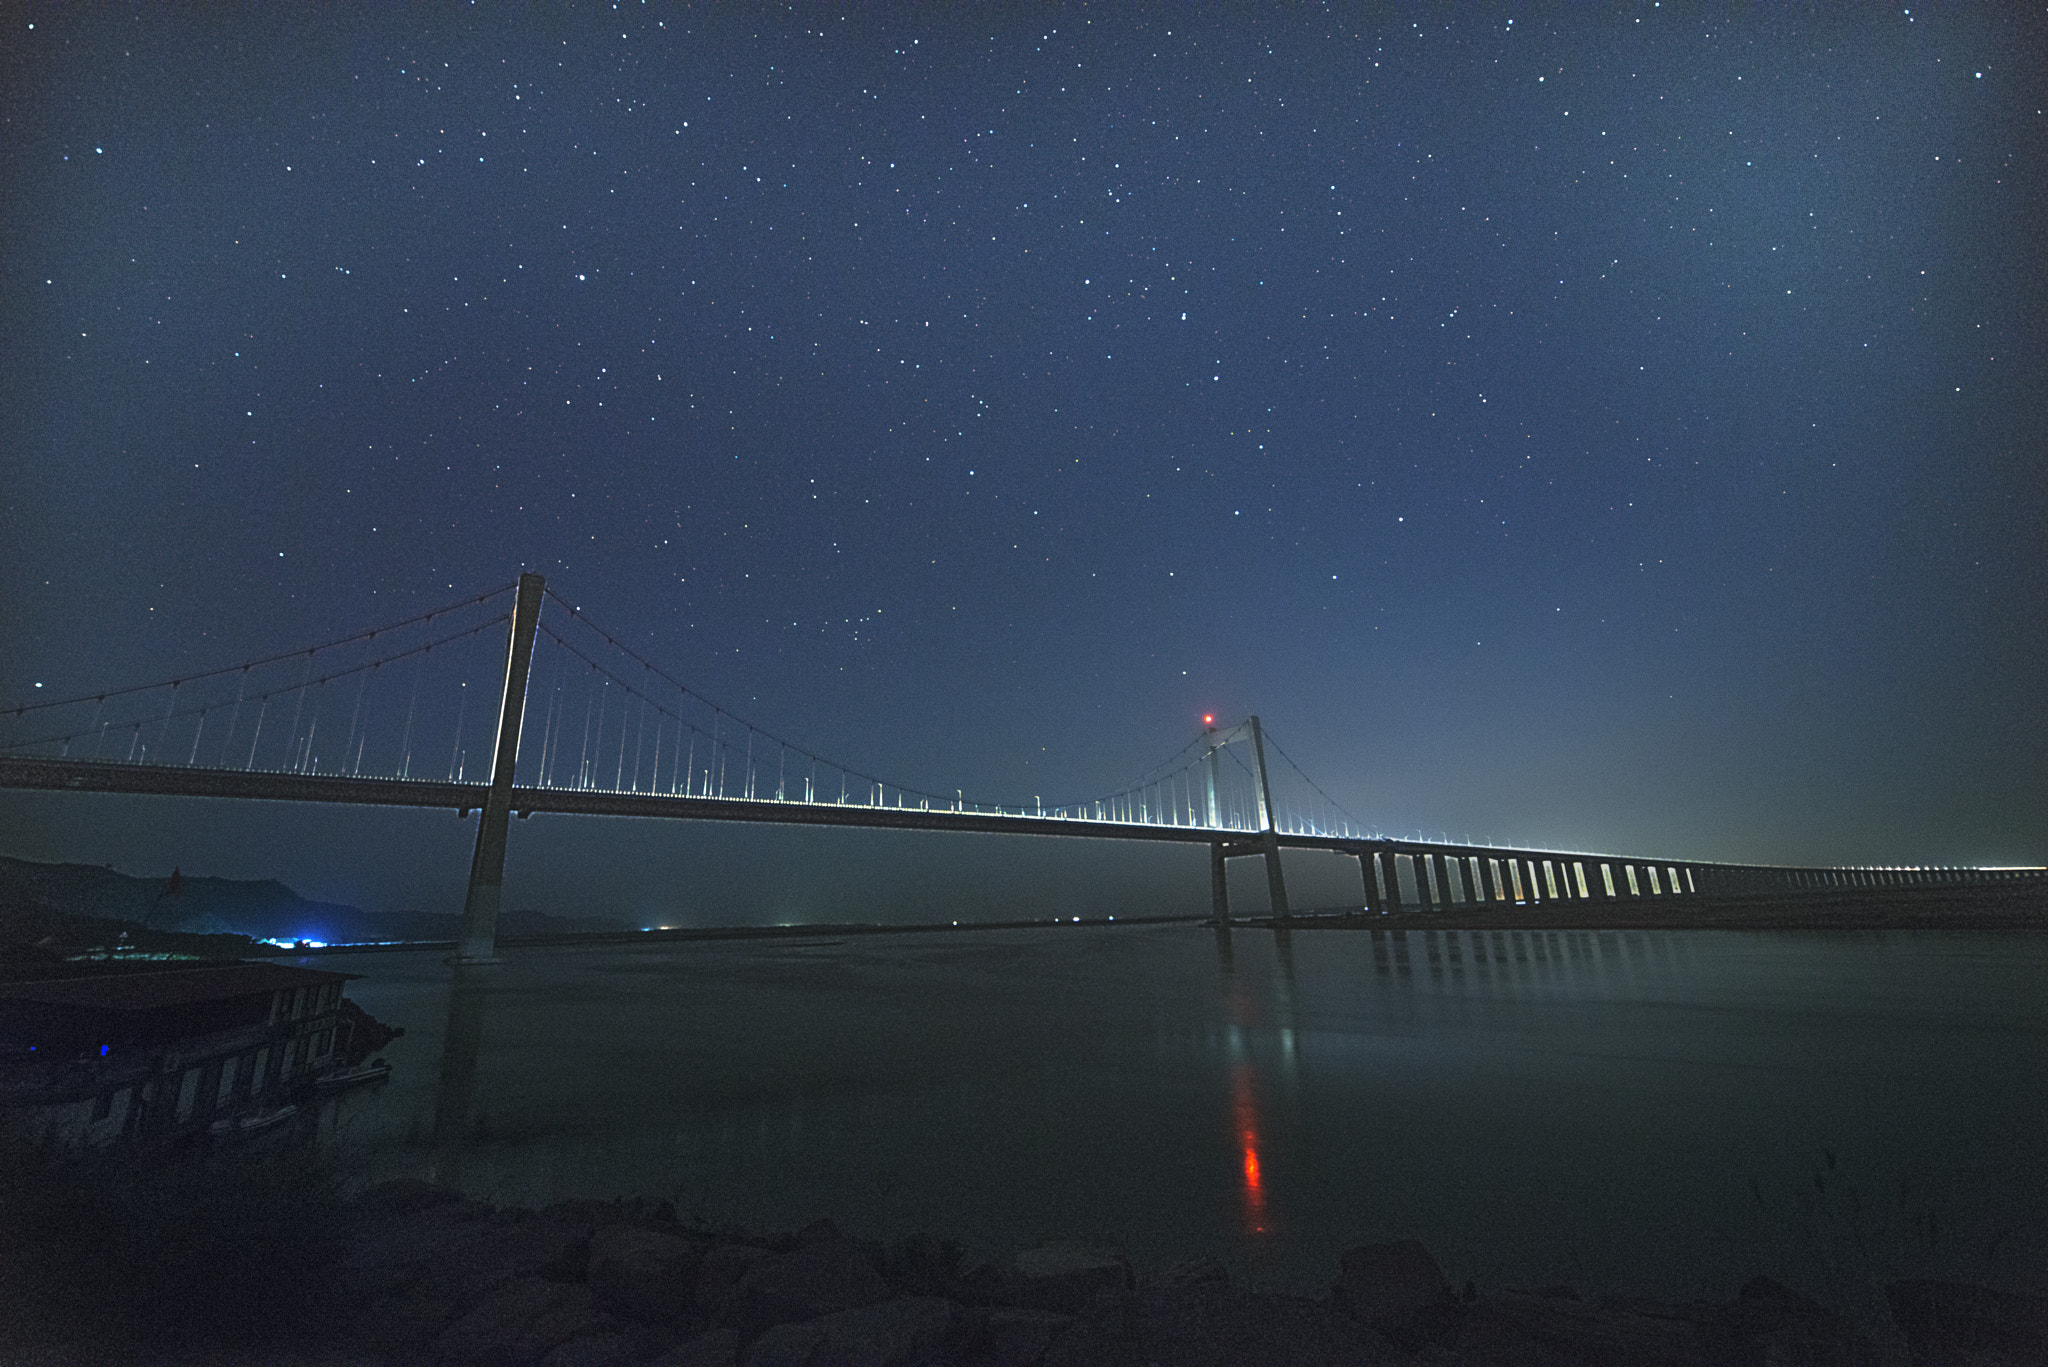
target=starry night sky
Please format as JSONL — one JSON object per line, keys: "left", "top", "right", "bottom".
{"left": 3, "top": 5, "right": 2043, "bottom": 924}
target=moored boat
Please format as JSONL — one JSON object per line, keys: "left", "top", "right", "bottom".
{"left": 314, "top": 1058, "right": 391, "bottom": 1091}
{"left": 208, "top": 1104, "right": 297, "bottom": 1136}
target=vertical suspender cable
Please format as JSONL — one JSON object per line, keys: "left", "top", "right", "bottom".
{"left": 246, "top": 698, "right": 269, "bottom": 771}
{"left": 576, "top": 676, "right": 596, "bottom": 789}
{"left": 71, "top": 696, "right": 104, "bottom": 761}
{"left": 300, "top": 679, "right": 327, "bottom": 774}
{"left": 217, "top": 673, "right": 245, "bottom": 768}
{"left": 448, "top": 682, "right": 469, "bottom": 782}
{"left": 338, "top": 664, "right": 369, "bottom": 776}
{"left": 283, "top": 654, "right": 312, "bottom": 773}
{"left": 614, "top": 691, "right": 630, "bottom": 791}
{"left": 649, "top": 706, "right": 662, "bottom": 796}
{"left": 398, "top": 651, "right": 423, "bottom": 779}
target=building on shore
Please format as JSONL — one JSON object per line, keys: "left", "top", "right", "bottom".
{"left": 0, "top": 962, "right": 357, "bottom": 1145}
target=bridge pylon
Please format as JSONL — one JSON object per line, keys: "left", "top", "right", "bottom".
{"left": 453, "top": 572, "right": 546, "bottom": 964}
{"left": 1203, "top": 715, "right": 1290, "bottom": 927}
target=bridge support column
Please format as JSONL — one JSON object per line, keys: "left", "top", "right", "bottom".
{"left": 1210, "top": 841, "right": 1231, "bottom": 926}
{"left": 454, "top": 572, "right": 546, "bottom": 965}
{"left": 1408, "top": 854, "right": 1433, "bottom": 911}
{"left": 1378, "top": 850, "right": 1402, "bottom": 913}
{"left": 1247, "top": 717, "right": 1290, "bottom": 922}
{"left": 1259, "top": 834, "right": 1289, "bottom": 922}
{"left": 1358, "top": 849, "right": 1380, "bottom": 914}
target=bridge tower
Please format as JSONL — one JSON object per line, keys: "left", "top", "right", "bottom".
{"left": 1204, "top": 716, "right": 1291, "bottom": 927}
{"left": 1205, "top": 724, "right": 1227, "bottom": 925}
{"left": 453, "top": 572, "right": 546, "bottom": 964}
{"left": 1248, "top": 716, "right": 1290, "bottom": 924}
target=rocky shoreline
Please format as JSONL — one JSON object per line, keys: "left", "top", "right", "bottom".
{"left": 189, "top": 1179, "right": 2047, "bottom": 1365}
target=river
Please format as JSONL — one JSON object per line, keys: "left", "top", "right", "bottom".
{"left": 313, "top": 924, "right": 2048, "bottom": 1314}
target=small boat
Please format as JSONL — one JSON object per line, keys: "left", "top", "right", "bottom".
{"left": 315, "top": 1058, "right": 392, "bottom": 1091}
{"left": 208, "top": 1104, "right": 297, "bottom": 1136}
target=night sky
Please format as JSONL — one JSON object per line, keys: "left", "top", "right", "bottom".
{"left": 3, "top": 5, "right": 2043, "bottom": 925}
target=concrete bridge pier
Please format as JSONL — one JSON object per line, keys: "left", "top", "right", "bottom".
{"left": 1410, "top": 854, "right": 1434, "bottom": 911}
{"left": 1210, "top": 840, "right": 1231, "bottom": 926}
{"left": 453, "top": 572, "right": 546, "bottom": 965}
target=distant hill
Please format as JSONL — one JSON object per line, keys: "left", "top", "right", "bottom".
{"left": 0, "top": 855, "right": 627, "bottom": 946}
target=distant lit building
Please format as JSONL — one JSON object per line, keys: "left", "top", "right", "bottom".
{"left": 0, "top": 962, "right": 356, "bottom": 1145}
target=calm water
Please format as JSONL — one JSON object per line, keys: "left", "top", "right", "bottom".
{"left": 315, "top": 925, "right": 2048, "bottom": 1306}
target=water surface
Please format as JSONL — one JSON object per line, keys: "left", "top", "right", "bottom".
{"left": 318, "top": 925, "right": 2048, "bottom": 1305}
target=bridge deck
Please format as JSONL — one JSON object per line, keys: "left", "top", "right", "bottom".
{"left": 3, "top": 756, "right": 2030, "bottom": 890}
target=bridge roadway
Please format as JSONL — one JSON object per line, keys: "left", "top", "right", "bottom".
{"left": 5, "top": 754, "right": 2026, "bottom": 914}
{"left": 0, "top": 754, "right": 1322, "bottom": 848}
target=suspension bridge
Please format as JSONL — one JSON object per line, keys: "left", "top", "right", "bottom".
{"left": 2, "top": 574, "right": 2032, "bottom": 962}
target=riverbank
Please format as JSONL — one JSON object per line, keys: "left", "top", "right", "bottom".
{"left": 245, "top": 882, "right": 2048, "bottom": 960}
{"left": 8, "top": 1168, "right": 2044, "bottom": 1364}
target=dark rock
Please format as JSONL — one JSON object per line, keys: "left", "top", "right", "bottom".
{"left": 1737, "top": 1275, "right": 1827, "bottom": 1315}
{"left": 391, "top": 1209, "right": 592, "bottom": 1302}
{"left": 790, "top": 1218, "right": 844, "bottom": 1248}
{"left": 724, "top": 1237, "right": 890, "bottom": 1336}
{"left": 882, "top": 1232, "right": 965, "bottom": 1298}
{"left": 1039, "top": 1283, "right": 1403, "bottom": 1366}
{"left": 543, "top": 1197, "right": 629, "bottom": 1227}
{"left": 953, "top": 1259, "right": 1010, "bottom": 1307}
{"left": 1710, "top": 1277, "right": 1876, "bottom": 1365}
{"left": 538, "top": 1228, "right": 596, "bottom": 1285}
{"left": 353, "top": 1176, "right": 469, "bottom": 1214}
{"left": 588, "top": 1223, "right": 710, "bottom": 1325}
{"left": 350, "top": 1283, "right": 475, "bottom": 1356}
{"left": 1448, "top": 1290, "right": 1715, "bottom": 1366}
{"left": 433, "top": 1274, "right": 602, "bottom": 1365}
{"left": 342, "top": 1203, "right": 601, "bottom": 1351}
{"left": 1010, "top": 1242, "right": 1134, "bottom": 1315}
{"left": 1147, "top": 1256, "right": 1229, "bottom": 1291}
{"left": 649, "top": 1324, "right": 741, "bottom": 1366}
{"left": 541, "top": 1318, "right": 685, "bottom": 1367}
{"left": 972, "top": 1308, "right": 1077, "bottom": 1366}
{"left": 617, "top": 1196, "right": 679, "bottom": 1225}
{"left": 1330, "top": 1239, "right": 1460, "bottom": 1347}
{"left": 742, "top": 1295, "right": 963, "bottom": 1367}
{"left": 1886, "top": 1279, "right": 2048, "bottom": 1366}
{"left": 696, "top": 1243, "right": 773, "bottom": 1315}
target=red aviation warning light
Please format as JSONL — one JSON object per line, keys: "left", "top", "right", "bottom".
{"left": 1202, "top": 714, "right": 1215, "bottom": 726}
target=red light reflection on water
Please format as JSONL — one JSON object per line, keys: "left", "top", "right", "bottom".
{"left": 1230, "top": 1061, "right": 1269, "bottom": 1235}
